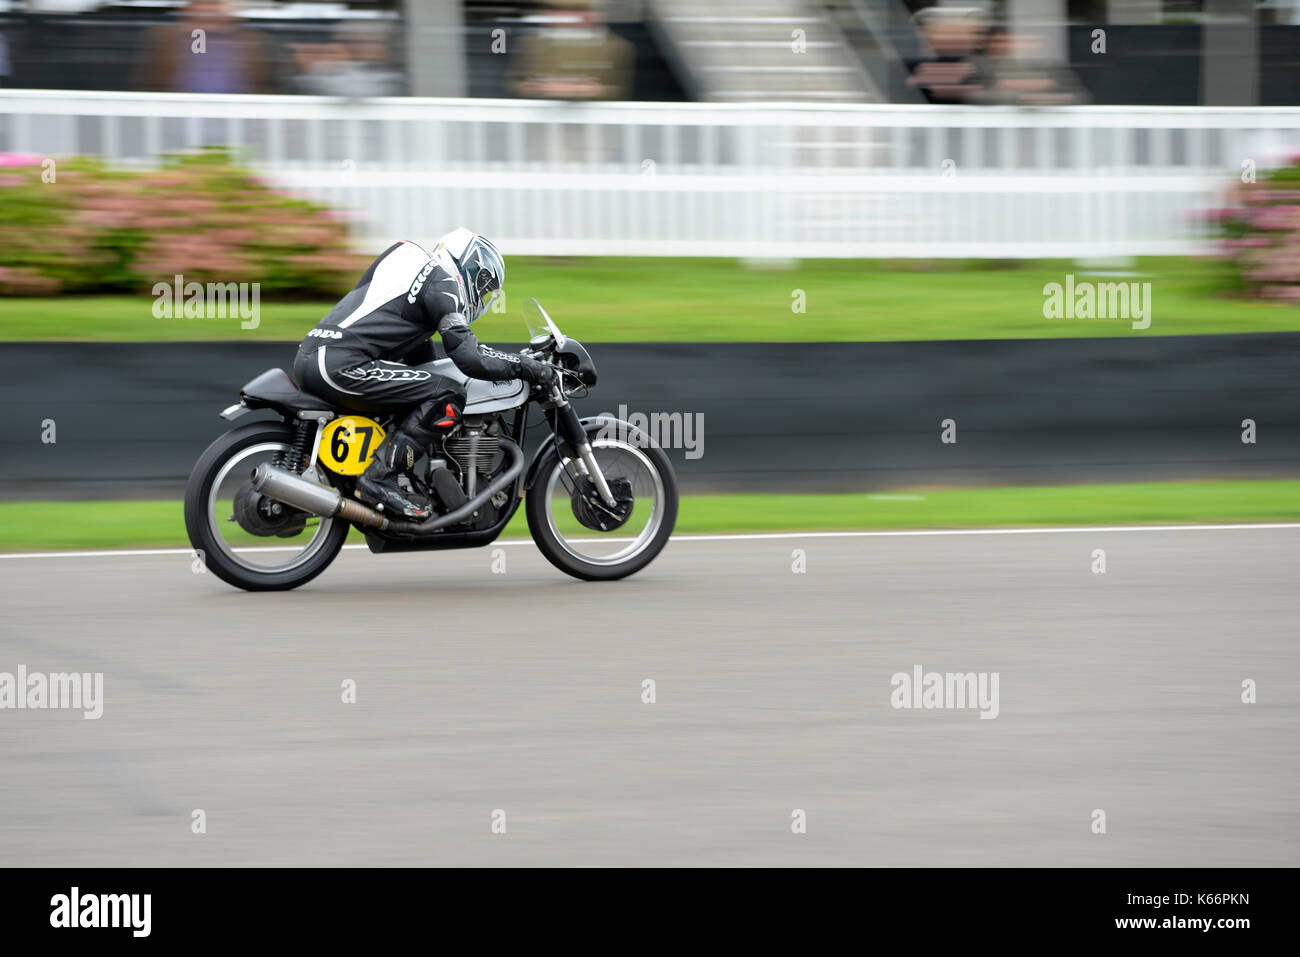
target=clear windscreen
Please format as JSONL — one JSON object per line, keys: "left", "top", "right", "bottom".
{"left": 523, "top": 297, "right": 566, "bottom": 348}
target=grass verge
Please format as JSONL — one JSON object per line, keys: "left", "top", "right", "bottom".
{"left": 1, "top": 257, "right": 1296, "bottom": 343}
{"left": 1, "top": 480, "right": 1296, "bottom": 551}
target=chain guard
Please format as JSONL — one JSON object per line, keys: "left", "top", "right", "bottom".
{"left": 571, "top": 476, "right": 634, "bottom": 532}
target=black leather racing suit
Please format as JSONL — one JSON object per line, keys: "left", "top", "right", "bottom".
{"left": 293, "top": 239, "right": 547, "bottom": 412}
{"left": 292, "top": 239, "right": 551, "bottom": 519}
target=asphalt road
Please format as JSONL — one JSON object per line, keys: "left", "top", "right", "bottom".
{"left": 1, "top": 528, "right": 1297, "bottom": 867}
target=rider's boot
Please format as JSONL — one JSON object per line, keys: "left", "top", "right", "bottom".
{"left": 355, "top": 394, "right": 468, "bottom": 520}
{"left": 355, "top": 429, "right": 433, "bottom": 519}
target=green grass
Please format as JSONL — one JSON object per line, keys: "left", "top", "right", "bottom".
{"left": 1, "top": 480, "right": 1296, "bottom": 551}
{"left": 2, "top": 257, "right": 1296, "bottom": 343}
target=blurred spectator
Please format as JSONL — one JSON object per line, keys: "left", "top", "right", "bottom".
{"left": 134, "top": 0, "right": 270, "bottom": 94}
{"left": 968, "top": 28, "right": 1088, "bottom": 106}
{"left": 0, "top": 30, "right": 9, "bottom": 89}
{"left": 511, "top": 1, "right": 633, "bottom": 101}
{"left": 288, "top": 21, "right": 403, "bottom": 98}
{"left": 906, "top": 8, "right": 985, "bottom": 105}
{"left": 906, "top": 10, "right": 1087, "bottom": 107}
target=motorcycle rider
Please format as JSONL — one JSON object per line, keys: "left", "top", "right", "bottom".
{"left": 293, "top": 228, "right": 556, "bottom": 520}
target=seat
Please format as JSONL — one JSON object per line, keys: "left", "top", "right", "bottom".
{"left": 240, "top": 368, "right": 339, "bottom": 414}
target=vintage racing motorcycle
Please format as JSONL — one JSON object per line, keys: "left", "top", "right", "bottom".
{"left": 183, "top": 299, "right": 678, "bottom": 591}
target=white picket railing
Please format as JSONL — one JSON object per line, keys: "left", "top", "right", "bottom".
{"left": 3, "top": 90, "right": 1299, "bottom": 257}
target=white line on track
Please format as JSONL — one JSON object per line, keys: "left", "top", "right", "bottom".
{"left": 2, "top": 522, "right": 1298, "bottom": 561}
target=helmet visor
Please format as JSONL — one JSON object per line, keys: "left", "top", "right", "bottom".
{"left": 477, "top": 288, "right": 501, "bottom": 319}
{"left": 461, "top": 239, "right": 504, "bottom": 321}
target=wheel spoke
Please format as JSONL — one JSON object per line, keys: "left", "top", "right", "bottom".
{"left": 543, "top": 439, "right": 665, "bottom": 566}
{"left": 206, "top": 442, "right": 336, "bottom": 574}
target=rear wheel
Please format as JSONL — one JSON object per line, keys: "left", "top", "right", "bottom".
{"left": 184, "top": 422, "right": 349, "bottom": 592}
{"left": 526, "top": 428, "right": 677, "bottom": 582}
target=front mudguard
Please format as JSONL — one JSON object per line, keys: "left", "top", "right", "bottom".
{"left": 522, "top": 415, "right": 656, "bottom": 492}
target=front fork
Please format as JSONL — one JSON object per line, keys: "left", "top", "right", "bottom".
{"left": 547, "top": 386, "right": 618, "bottom": 507}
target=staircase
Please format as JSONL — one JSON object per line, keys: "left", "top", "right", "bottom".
{"left": 648, "top": 0, "right": 881, "bottom": 102}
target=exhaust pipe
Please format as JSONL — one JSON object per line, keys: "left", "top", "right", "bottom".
{"left": 249, "top": 437, "right": 525, "bottom": 536}
{"left": 250, "top": 462, "right": 391, "bottom": 529}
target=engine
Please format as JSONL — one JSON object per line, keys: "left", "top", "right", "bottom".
{"left": 440, "top": 418, "right": 501, "bottom": 499}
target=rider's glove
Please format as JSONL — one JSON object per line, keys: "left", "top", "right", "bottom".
{"left": 519, "top": 356, "right": 557, "bottom": 390}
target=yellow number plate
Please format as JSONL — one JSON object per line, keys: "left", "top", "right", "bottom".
{"left": 318, "top": 416, "right": 386, "bottom": 476}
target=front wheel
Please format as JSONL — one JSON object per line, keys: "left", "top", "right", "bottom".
{"left": 526, "top": 429, "right": 678, "bottom": 581}
{"left": 184, "top": 421, "right": 350, "bottom": 591}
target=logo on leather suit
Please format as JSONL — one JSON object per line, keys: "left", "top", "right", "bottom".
{"left": 407, "top": 260, "right": 437, "bottom": 304}
{"left": 339, "top": 366, "right": 433, "bottom": 383}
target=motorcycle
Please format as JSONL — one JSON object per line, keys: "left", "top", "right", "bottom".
{"left": 183, "top": 298, "right": 679, "bottom": 591}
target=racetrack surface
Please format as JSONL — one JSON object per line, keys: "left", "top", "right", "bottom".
{"left": 1, "top": 528, "right": 1297, "bottom": 867}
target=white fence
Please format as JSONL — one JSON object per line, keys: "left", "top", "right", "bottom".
{"left": 3, "top": 90, "right": 1299, "bottom": 257}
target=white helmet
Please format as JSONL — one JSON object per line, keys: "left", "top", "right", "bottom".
{"left": 438, "top": 227, "right": 505, "bottom": 322}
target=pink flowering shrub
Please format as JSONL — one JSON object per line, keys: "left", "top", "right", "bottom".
{"left": 1218, "top": 157, "right": 1300, "bottom": 301}
{"left": 0, "top": 149, "right": 365, "bottom": 297}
